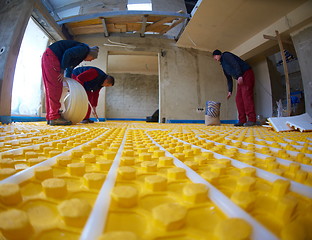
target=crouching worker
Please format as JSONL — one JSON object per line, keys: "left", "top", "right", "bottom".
{"left": 41, "top": 40, "right": 99, "bottom": 125}
{"left": 71, "top": 66, "right": 114, "bottom": 123}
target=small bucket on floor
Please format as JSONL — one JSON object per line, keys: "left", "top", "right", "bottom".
{"left": 205, "top": 101, "right": 221, "bottom": 126}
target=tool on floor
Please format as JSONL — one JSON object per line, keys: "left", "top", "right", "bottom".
{"left": 88, "top": 101, "right": 100, "bottom": 122}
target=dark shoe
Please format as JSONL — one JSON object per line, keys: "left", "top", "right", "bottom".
{"left": 243, "top": 121, "right": 256, "bottom": 127}
{"left": 50, "top": 117, "right": 72, "bottom": 126}
{"left": 234, "top": 122, "right": 244, "bottom": 127}
{"left": 81, "top": 119, "right": 94, "bottom": 124}
{"left": 47, "top": 120, "right": 51, "bottom": 125}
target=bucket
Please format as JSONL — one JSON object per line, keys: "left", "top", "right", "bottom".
{"left": 205, "top": 101, "right": 221, "bottom": 125}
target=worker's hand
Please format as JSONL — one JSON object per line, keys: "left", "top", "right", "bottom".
{"left": 227, "top": 92, "right": 232, "bottom": 99}
{"left": 57, "top": 73, "right": 64, "bottom": 82}
{"left": 237, "top": 76, "right": 243, "bottom": 85}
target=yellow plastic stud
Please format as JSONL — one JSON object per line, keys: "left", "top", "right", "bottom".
{"left": 240, "top": 167, "right": 256, "bottom": 177}
{"left": 58, "top": 198, "right": 91, "bottom": 227}
{"left": 231, "top": 192, "right": 256, "bottom": 211}
{"left": 0, "top": 168, "right": 17, "bottom": 180}
{"left": 167, "top": 167, "right": 186, "bottom": 180}
{"left": 118, "top": 166, "right": 136, "bottom": 180}
{"left": 183, "top": 183, "right": 208, "bottom": 203}
{"left": 215, "top": 218, "right": 252, "bottom": 240}
{"left": 271, "top": 179, "right": 290, "bottom": 198}
{"left": 141, "top": 161, "right": 157, "bottom": 172}
{"left": 68, "top": 162, "right": 85, "bottom": 176}
{"left": 152, "top": 203, "right": 187, "bottom": 231}
{"left": 56, "top": 156, "right": 72, "bottom": 167}
{"left": 42, "top": 178, "right": 67, "bottom": 198}
{"left": 145, "top": 175, "right": 167, "bottom": 191}
{"left": 34, "top": 166, "right": 53, "bottom": 180}
{"left": 276, "top": 196, "right": 298, "bottom": 223}
{"left": 111, "top": 185, "right": 138, "bottom": 208}
{"left": 0, "top": 209, "right": 33, "bottom": 240}
{"left": 0, "top": 183, "right": 23, "bottom": 205}
{"left": 236, "top": 176, "right": 256, "bottom": 192}
{"left": 158, "top": 156, "right": 174, "bottom": 167}
{"left": 84, "top": 173, "right": 106, "bottom": 189}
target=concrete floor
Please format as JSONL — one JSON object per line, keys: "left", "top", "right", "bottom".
{"left": 0, "top": 121, "right": 311, "bottom": 240}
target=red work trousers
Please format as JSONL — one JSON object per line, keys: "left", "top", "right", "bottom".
{"left": 235, "top": 69, "right": 256, "bottom": 123}
{"left": 41, "top": 48, "right": 62, "bottom": 120}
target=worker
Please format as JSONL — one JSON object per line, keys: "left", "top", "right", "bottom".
{"left": 71, "top": 66, "right": 114, "bottom": 123}
{"left": 212, "top": 49, "right": 256, "bottom": 127}
{"left": 41, "top": 40, "right": 99, "bottom": 126}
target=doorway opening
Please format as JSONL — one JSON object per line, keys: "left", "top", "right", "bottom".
{"left": 105, "top": 51, "right": 159, "bottom": 121}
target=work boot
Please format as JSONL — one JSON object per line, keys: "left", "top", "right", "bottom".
{"left": 243, "top": 121, "right": 256, "bottom": 127}
{"left": 234, "top": 122, "right": 244, "bottom": 127}
{"left": 81, "top": 119, "right": 94, "bottom": 124}
{"left": 49, "top": 117, "right": 72, "bottom": 126}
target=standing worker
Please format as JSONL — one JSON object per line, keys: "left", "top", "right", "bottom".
{"left": 71, "top": 66, "right": 114, "bottom": 123}
{"left": 212, "top": 49, "right": 256, "bottom": 127}
{"left": 41, "top": 40, "right": 99, "bottom": 125}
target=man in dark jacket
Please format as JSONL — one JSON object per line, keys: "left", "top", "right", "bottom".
{"left": 71, "top": 66, "right": 114, "bottom": 123}
{"left": 41, "top": 40, "right": 99, "bottom": 125}
{"left": 213, "top": 49, "right": 256, "bottom": 126}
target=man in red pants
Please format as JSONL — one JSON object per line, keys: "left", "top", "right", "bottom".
{"left": 71, "top": 66, "right": 114, "bottom": 123}
{"left": 41, "top": 40, "right": 99, "bottom": 125}
{"left": 212, "top": 49, "right": 257, "bottom": 127}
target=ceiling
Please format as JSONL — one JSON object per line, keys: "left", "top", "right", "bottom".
{"left": 177, "top": 0, "right": 309, "bottom": 53}
{"left": 37, "top": 0, "right": 310, "bottom": 60}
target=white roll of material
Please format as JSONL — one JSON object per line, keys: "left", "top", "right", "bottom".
{"left": 60, "top": 78, "right": 88, "bottom": 124}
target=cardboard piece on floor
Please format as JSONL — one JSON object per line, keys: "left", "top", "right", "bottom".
{"left": 268, "top": 113, "right": 312, "bottom": 132}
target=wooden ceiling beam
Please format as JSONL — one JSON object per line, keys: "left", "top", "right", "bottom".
{"left": 140, "top": 15, "right": 148, "bottom": 37}
{"left": 101, "top": 18, "right": 109, "bottom": 37}
{"left": 159, "top": 18, "right": 184, "bottom": 35}
{"left": 145, "top": 17, "right": 176, "bottom": 32}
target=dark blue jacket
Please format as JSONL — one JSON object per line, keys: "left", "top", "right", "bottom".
{"left": 72, "top": 66, "right": 107, "bottom": 92}
{"left": 48, "top": 40, "right": 90, "bottom": 76}
{"left": 220, "top": 52, "right": 251, "bottom": 93}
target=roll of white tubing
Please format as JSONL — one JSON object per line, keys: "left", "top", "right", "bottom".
{"left": 61, "top": 78, "right": 88, "bottom": 124}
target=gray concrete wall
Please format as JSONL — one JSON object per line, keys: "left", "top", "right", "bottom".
{"left": 159, "top": 47, "right": 237, "bottom": 122}
{"left": 0, "top": 0, "right": 35, "bottom": 123}
{"left": 105, "top": 73, "right": 159, "bottom": 119}
{"left": 250, "top": 57, "right": 273, "bottom": 119}
{"left": 76, "top": 35, "right": 236, "bottom": 122}
{"left": 291, "top": 25, "right": 312, "bottom": 116}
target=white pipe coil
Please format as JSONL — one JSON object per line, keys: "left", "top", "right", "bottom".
{"left": 60, "top": 78, "right": 88, "bottom": 124}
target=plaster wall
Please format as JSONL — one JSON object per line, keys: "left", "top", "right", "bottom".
{"left": 291, "top": 25, "right": 312, "bottom": 116}
{"left": 105, "top": 73, "right": 159, "bottom": 119}
{"left": 0, "top": 0, "right": 35, "bottom": 123}
{"left": 249, "top": 58, "right": 273, "bottom": 118}
{"left": 159, "top": 47, "right": 237, "bottom": 122}
{"left": 76, "top": 35, "right": 236, "bottom": 122}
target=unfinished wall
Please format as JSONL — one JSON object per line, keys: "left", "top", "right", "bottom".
{"left": 249, "top": 57, "right": 273, "bottom": 119}
{"left": 76, "top": 35, "right": 236, "bottom": 122}
{"left": 159, "top": 47, "right": 237, "bottom": 122}
{"left": 105, "top": 73, "right": 158, "bottom": 119}
{"left": 291, "top": 25, "right": 312, "bottom": 116}
{"left": 0, "top": 0, "right": 35, "bottom": 123}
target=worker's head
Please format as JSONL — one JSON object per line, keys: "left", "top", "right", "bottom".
{"left": 103, "top": 75, "right": 115, "bottom": 87}
{"left": 85, "top": 46, "right": 99, "bottom": 61}
{"left": 212, "top": 49, "right": 222, "bottom": 61}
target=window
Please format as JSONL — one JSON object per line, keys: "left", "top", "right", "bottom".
{"left": 127, "top": 0, "right": 152, "bottom": 11}
{"left": 11, "top": 17, "right": 49, "bottom": 116}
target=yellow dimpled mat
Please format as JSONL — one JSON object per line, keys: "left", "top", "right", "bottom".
{"left": 0, "top": 122, "right": 311, "bottom": 240}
